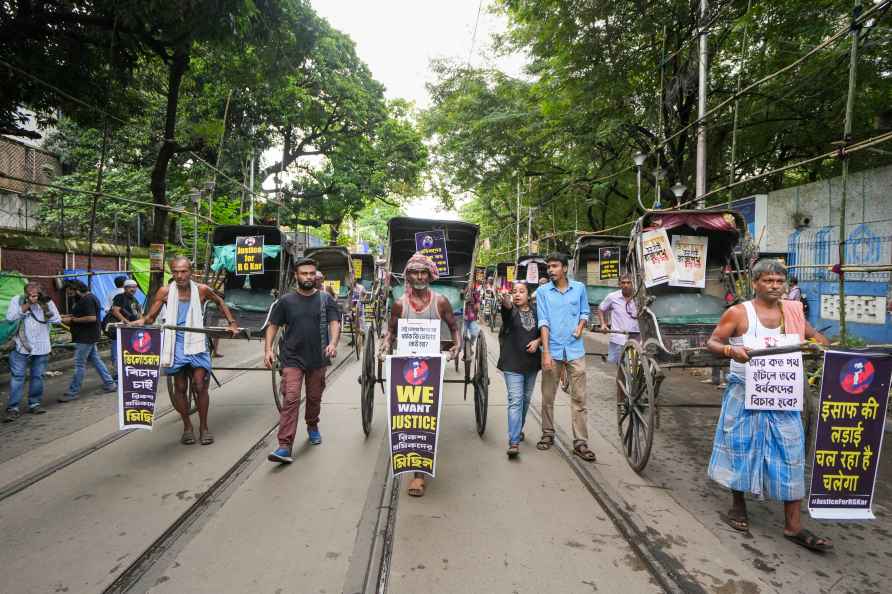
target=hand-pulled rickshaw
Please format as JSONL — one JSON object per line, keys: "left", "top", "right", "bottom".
{"left": 163, "top": 224, "right": 296, "bottom": 413}
{"left": 571, "top": 234, "right": 629, "bottom": 330}
{"left": 515, "top": 254, "right": 547, "bottom": 286}
{"left": 351, "top": 252, "right": 376, "bottom": 339}
{"left": 358, "top": 217, "right": 490, "bottom": 436}
{"left": 614, "top": 210, "right": 769, "bottom": 472}
{"left": 304, "top": 246, "right": 359, "bottom": 360}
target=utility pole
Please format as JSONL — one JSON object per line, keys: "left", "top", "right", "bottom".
{"left": 515, "top": 176, "right": 520, "bottom": 266}
{"left": 838, "top": 0, "right": 863, "bottom": 343}
{"left": 695, "top": 0, "right": 709, "bottom": 207}
{"left": 248, "top": 152, "right": 255, "bottom": 225}
{"left": 528, "top": 205, "right": 533, "bottom": 253}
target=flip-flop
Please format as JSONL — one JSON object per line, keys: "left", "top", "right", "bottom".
{"left": 407, "top": 477, "right": 426, "bottom": 497}
{"left": 573, "top": 441, "right": 596, "bottom": 462}
{"left": 536, "top": 435, "right": 554, "bottom": 451}
{"left": 180, "top": 430, "right": 196, "bottom": 445}
{"left": 723, "top": 509, "right": 749, "bottom": 532}
{"left": 199, "top": 431, "right": 214, "bottom": 445}
{"left": 784, "top": 528, "right": 833, "bottom": 552}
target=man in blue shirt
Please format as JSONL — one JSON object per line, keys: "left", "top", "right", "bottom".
{"left": 536, "top": 253, "right": 596, "bottom": 462}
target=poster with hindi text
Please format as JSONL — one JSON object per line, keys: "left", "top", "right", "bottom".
{"left": 640, "top": 229, "right": 676, "bottom": 287}
{"left": 669, "top": 235, "right": 708, "bottom": 288}
{"left": 387, "top": 355, "right": 444, "bottom": 478}
{"left": 116, "top": 327, "right": 164, "bottom": 431}
{"left": 808, "top": 350, "right": 891, "bottom": 520}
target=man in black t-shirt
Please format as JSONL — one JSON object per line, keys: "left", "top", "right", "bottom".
{"left": 59, "top": 280, "right": 116, "bottom": 402}
{"left": 265, "top": 258, "right": 341, "bottom": 463}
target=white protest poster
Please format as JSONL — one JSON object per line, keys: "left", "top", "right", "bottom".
{"left": 396, "top": 319, "right": 441, "bottom": 355}
{"left": 640, "top": 228, "right": 676, "bottom": 288}
{"left": 525, "top": 262, "right": 539, "bottom": 284}
{"left": 744, "top": 334, "right": 804, "bottom": 411}
{"left": 669, "top": 235, "right": 708, "bottom": 288}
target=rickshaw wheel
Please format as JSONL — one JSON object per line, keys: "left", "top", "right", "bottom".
{"left": 270, "top": 327, "right": 284, "bottom": 412}
{"left": 616, "top": 340, "right": 656, "bottom": 474}
{"left": 462, "top": 335, "right": 473, "bottom": 399}
{"left": 167, "top": 373, "right": 198, "bottom": 415}
{"left": 473, "top": 333, "right": 489, "bottom": 436}
{"left": 353, "top": 312, "right": 363, "bottom": 362}
{"left": 360, "top": 326, "right": 376, "bottom": 436}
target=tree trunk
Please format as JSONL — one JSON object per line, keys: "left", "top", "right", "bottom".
{"left": 148, "top": 48, "right": 189, "bottom": 296}
{"left": 328, "top": 219, "right": 341, "bottom": 245}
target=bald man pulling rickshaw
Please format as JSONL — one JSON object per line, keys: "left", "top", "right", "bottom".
{"left": 380, "top": 253, "right": 461, "bottom": 497}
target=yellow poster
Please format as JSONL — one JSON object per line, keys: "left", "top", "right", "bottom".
{"left": 352, "top": 258, "right": 363, "bottom": 280}
{"left": 506, "top": 265, "right": 515, "bottom": 283}
{"left": 323, "top": 280, "right": 341, "bottom": 294}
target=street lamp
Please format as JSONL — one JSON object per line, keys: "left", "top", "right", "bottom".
{"left": 671, "top": 182, "right": 687, "bottom": 207}
{"left": 633, "top": 151, "right": 647, "bottom": 211}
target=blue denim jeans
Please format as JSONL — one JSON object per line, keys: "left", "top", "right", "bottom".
{"left": 503, "top": 370, "right": 538, "bottom": 445}
{"left": 7, "top": 350, "right": 49, "bottom": 411}
{"left": 110, "top": 338, "right": 119, "bottom": 377}
{"left": 67, "top": 343, "right": 115, "bottom": 396}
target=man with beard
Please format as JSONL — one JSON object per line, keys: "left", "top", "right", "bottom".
{"left": 536, "top": 253, "right": 596, "bottom": 462}
{"left": 380, "top": 252, "right": 461, "bottom": 497}
{"left": 265, "top": 258, "right": 341, "bottom": 463}
{"left": 135, "top": 256, "right": 239, "bottom": 445}
{"left": 706, "top": 259, "right": 832, "bottom": 552}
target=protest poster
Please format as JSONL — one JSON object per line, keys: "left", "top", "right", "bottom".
{"left": 475, "top": 267, "right": 486, "bottom": 284}
{"left": 387, "top": 355, "right": 444, "bottom": 478}
{"left": 640, "top": 229, "right": 676, "bottom": 287}
{"left": 353, "top": 257, "right": 363, "bottom": 280}
{"left": 525, "top": 261, "right": 539, "bottom": 284}
{"left": 808, "top": 350, "right": 892, "bottom": 520}
{"left": 744, "top": 334, "right": 803, "bottom": 411}
{"left": 506, "top": 265, "right": 515, "bottom": 284}
{"left": 116, "top": 326, "right": 164, "bottom": 431}
{"left": 323, "top": 279, "right": 341, "bottom": 295}
{"left": 669, "top": 235, "right": 708, "bottom": 288}
{"left": 598, "top": 247, "right": 620, "bottom": 281}
{"left": 149, "top": 243, "right": 165, "bottom": 272}
{"left": 396, "top": 319, "right": 440, "bottom": 355}
{"left": 235, "top": 235, "right": 265, "bottom": 276}
{"left": 415, "top": 229, "right": 449, "bottom": 277}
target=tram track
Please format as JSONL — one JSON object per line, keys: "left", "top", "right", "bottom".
{"left": 102, "top": 353, "right": 354, "bottom": 594}
{"left": 482, "top": 335, "right": 705, "bottom": 594}
{"left": 0, "top": 355, "right": 265, "bottom": 504}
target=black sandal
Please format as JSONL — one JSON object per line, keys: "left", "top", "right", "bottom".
{"left": 573, "top": 441, "right": 596, "bottom": 462}
{"left": 536, "top": 435, "right": 554, "bottom": 450}
{"left": 784, "top": 528, "right": 833, "bottom": 552}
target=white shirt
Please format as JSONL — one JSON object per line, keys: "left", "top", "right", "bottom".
{"left": 6, "top": 296, "right": 62, "bottom": 356}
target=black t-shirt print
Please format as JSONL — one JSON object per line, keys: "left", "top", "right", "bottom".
{"left": 70, "top": 293, "right": 102, "bottom": 344}
{"left": 112, "top": 293, "right": 141, "bottom": 321}
{"left": 269, "top": 291, "right": 341, "bottom": 370}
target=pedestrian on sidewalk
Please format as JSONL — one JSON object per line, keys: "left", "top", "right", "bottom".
{"left": 706, "top": 259, "right": 833, "bottom": 552}
{"left": 136, "top": 256, "right": 239, "bottom": 445}
{"left": 596, "top": 274, "right": 640, "bottom": 409}
{"left": 4, "top": 282, "right": 61, "bottom": 420}
{"left": 536, "top": 253, "right": 596, "bottom": 462}
{"left": 498, "top": 282, "right": 540, "bottom": 458}
{"left": 105, "top": 279, "right": 143, "bottom": 377}
{"left": 463, "top": 279, "right": 481, "bottom": 347}
{"left": 265, "top": 258, "right": 341, "bottom": 464}
{"left": 59, "top": 280, "right": 117, "bottom": 403}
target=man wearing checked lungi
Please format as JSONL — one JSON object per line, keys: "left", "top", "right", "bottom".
{"left": 706, "top": 259, "right": 833, "bottom": 552}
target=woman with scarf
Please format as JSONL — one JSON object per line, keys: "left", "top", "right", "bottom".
{"left": 497, "top": 283, "right": 540, "bottom": 458}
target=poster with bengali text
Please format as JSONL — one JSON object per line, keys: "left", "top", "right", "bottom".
{"left": 387, "top": 355, "right": 444, "bottom": 478}
{"left": 640, "top": 229, "right": 676, "bottom": 287}
{"left": 414, "top": 230, "right": 449, "bottom": 277}
{"left": 117, "top": 327, "right": 164, "bottom": 431}
{"left": 669, "top": 235, "right": 708, "bottom": 288}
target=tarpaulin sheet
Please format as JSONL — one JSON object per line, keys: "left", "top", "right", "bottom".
{"left": 0, "top": 272, "right": 28, "bottom": 346}
{"left": 211, "top": 244, "right": 282, "bottom": 273}
{"left": 63, "top": 269, "right": 147, "bottom": 320}
{"left": 131, "top": 257, "right": 171, "bottom": 295}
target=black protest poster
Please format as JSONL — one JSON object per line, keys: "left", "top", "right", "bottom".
{"left": 414, "top": 230, "right": 449, "bottom": 277}
{"left": 598, "top": 247, "right": 620, "bottom": 281}
{"left": 117, "top": 326, "right": 163, "bottom": 431}
{"left": 387, "top": 355, "right": 444, "bottom": 478}
{"left": 808, "top": 350, "right": 891, "bottom": 520}
{"left": 236, "top": 235, "right": 265, "bottom": 276}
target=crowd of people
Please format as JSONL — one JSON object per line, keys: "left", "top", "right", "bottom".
{"left": 2, "top": 250, "right": 833, "bottom": 552}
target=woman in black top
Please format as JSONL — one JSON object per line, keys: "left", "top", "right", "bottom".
{"left": 497, "top": 283, "right": 541, "bottom": 458}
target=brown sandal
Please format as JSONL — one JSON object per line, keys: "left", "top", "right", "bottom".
{"left": 536, "top": 435, "right": 554, "bottom": 450}
{"left": 573, "top": 441, "right": 596, "bottom": 462}
{"left": 407, "top": 477, "right": 426, "bottom": 497}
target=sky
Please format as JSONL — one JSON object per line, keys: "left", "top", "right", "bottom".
{"left": 308, "top": 0, "right": 528, "bottom": 220}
